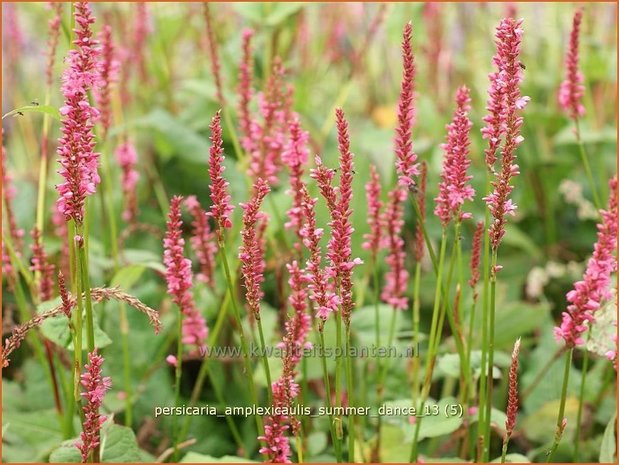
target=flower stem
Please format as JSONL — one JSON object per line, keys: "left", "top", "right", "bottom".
{"left": 411, "top": 261, "right": 422, "bottom": 403}
{"left": 410, "top": 231, "right": 447, "bottom": 462}
{"left": 482, "top": 249, "right": 498, "bottom": 463}
{"left": 318, "top": 329, "right": 341, "bottom": 462}
{"left": 574, "top": 118, "right": 602, "bottom": 211}
{"left": 547, "top": 348, "right": 573, "bottom": 462}
{"left": 334, "top": 310, "right": 344, "bottom": 455}
{"left": 218, "top": 238, "right": 263, "bottom": 435}
{"left": 573, "top": 335, "right": 591, "bottom": 461}
{"left": 171, "top": 302, "right": 184, "bottom": 461}
{"left": 344, "top": 324, "right": 356, "bottom": 461}
{"left": 256, "top": 316, "right": 273, "bottom": 405}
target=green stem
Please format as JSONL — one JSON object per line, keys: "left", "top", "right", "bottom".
{"left": 119, "top": 303, "right": 133, "bottom": 427}
{"left": 547, "top": 349, "right": 573, "bottom": 462}
{"left": 344, "top": 325, "right": 356, "bottom": 461}
{"left": 256, "top": 316, "right": 273, "bottom": 405}
{"left": 482, "top": 249, "right": 498, "bottom": 463}
{"left": 574, "top": 118, "right": 602, "bottom": 211}
{"left": 333, "top": 309, "right": 344, "bottom": 457}
{"left": 319, "top": 329, "right": 341, "bottom": 462}
{"left": 410, "top": 231, "right": 447, "bottom": 462}
{"left": 171, "top": 305, "right": 184, "bottom": 461}
{"left": 411, "top": 261, "right": 422, "bottom": 403}
{"left": 573, "top": 334, "right": 592, "bottom": 461}
{"left": 219, "top": 237, "right": 263, "bottom": 435}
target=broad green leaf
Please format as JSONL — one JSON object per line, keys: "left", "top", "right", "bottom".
{"left": 600, "top": 412, "right": 617, "bottom": 463}
{"left": 49, "top": 441, "right": 82, "bottom": 462}
{"left": 100, "top": 424, "right": 142, "bottom": 462}
{"left": 2, "top": 104, "right": 61, "bottom": 121}
{"left": 40, "top": 312, "right": 112, "bottom": 350}
{"left": 2, "top": 409, "right": 63, "bottom": 462}
{"left": 111, "top": 264, "right": 146, "bottom": 290}
{"left": 415, "top": 397, "right": 464, "bottom": 440}
{"left": 521, "top": 397, "right": 579, "bottom": 444}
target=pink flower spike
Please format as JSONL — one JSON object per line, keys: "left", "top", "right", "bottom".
{"left": 56, "top": 2, "right": 101, "bottom": 225}
{"left": 185, "top": 196, "right": 217, "bottom": 287}
{"left": 434, "top": 86, "right": 475, "bottom": 227}
{"left": 207, "top": 110, "right": 234, "bottom": 231}
{"left": 394, "top": 22, "right": 419, "bottom": 188}
{"left": 505, "top": 338, "right": 520, "bottom": 439}
{"left": 95, "top": 24, "right": 120, "bottom": 140}
{"left": 115, "top": 140, "right": 140, "bottom": 223}
{"left": 30, "top": 227, "right": 55, "bottom": 302}
{"left": 555, "top": 177, "right": 618, "bottom": 347}
{"left": 363, "top": 164, "right": 383, "bottom": 258}
{"left": 558, "top": 9, "right": 586, "bottom": 119}
{"left": 482, "top": 18, "right": 528, "bottom": 251}
{"left": 164, "top": 196, "right": 208, "bottom": 352}
{"left": 239, "top": 178, "right": 271, "bottom": 319}
{"left": 237, "top": 29, "right": 254, "bottom": 142}
{"left": 381, "top": 187, "right": 409, "bottom": 310}
{"left": 75, "top": 349, "right": 111, "bottom": 462}
{"left": 282, "top": 116, "right": 309, "bottom": 238}
{"left": 469, "top": 221, "right": 484, "bottom": 296}
{"left": 204, "top": 4, "right": 225, "bottom": 105}
{"left": 45, "top": 3, "right": 63, "bottom": 88}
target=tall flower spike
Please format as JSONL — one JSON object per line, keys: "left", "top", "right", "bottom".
{"left": 483, "top": 18, "right": 528, "bottom": 252}
{"left": 115, "top": 140, "right": 140, "bottom": 223}
{"left": 204, "top": 3, "right": 225, "bottom": 105}
{"left": 434, "top": 86, "right": 475, "bottom": 227}
{"left": 300, "top": 186, "right": 339, "bottom": 323}
{"left": 96, "top": 24, "right": 119, "bottom": 140}
{"left": 58, "top": 272, "right": 72, "bottom": 318}
{"left": 164, "top": 196, "right": 208, "bottom": 351}
{"left": 239, "top": 178, "right": 271, "bottom": 319}
{"left": 282, "top": 116, "right": 309, "bottom": 240}
{"left": 381, "top": 187, "right": 409, "bottom": 310}
{"left": 284, "top": 261, "right": 312, "bottom": 364}
{"left": 555, "top": 177, "right": 618, "bottom": 347}
{"left": 237, "top": 29, "right": 254, "bottom": 143}
{"left": 207, "top": 111, "right": 234, "bottom": 232}
{"left": 329, "top": 108, "right": 362, "bottom": 325}
{"left": 45, "top": 2, "right": 63, "bottom": 88}
{"left": 56, "top": 2, "right": 101, "bottom": 224}
{"left": 558, "top": 10, "right": 585, "bottom": 119}
{"left": 505, "top": 338, "right": 521, "bottom": 440}
{"left": 30, "top": 227, "right": 55, "bottom": 302}
{"left": 363, "top": 164, "right": 383, "bottom": 259}
{"left": 414, "top": 161, "right": 427, "bottom": 263}
{"left": 394, "top": 21, "right": 419, "bottom": 188}
{"left": 185, "top": 196, "right": 217, "bottom": 287}
{"left": 75, "top": 349, "right": 111, "bottom": 462}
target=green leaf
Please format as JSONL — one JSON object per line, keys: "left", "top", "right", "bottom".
{"left": 40, "top": 310, "right": 112, "bottom": 350}
{"left": 2, "top": 104, "right": 61, "bottom": 121}
{"left": 415, "top": 397, "right": 463, "bottom": 440}
{"left": 600, "top": 412, "right": 616, "bottom": 463}
{"left": 49, "top": 441, "right": 82, "bottom": 462}
{"left": 111, "top": 264, "right": 146, "bottom": 290}
{"left": 181, "top": 452, "right": 258, "bottom": 463}
{"left": 100, "top": 424, "right": 142, "bottom": 462}
{"left": 3, "top": 409, "right": 63, "bottom": 462}
{"left": 123, "top": 248, "right": 166, "bottom": 274}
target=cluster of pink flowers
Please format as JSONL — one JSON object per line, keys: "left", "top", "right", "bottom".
{"left": 245, "top": 60, "right": 293, "bottom": 185}
{"left": 394, "top": 22, "right": 419, "bottom": 188}
{"left": 75, "top": 350, "right": 111, "bottom": 462}
{"left": 30, "top": 227, "right": 55, "bottom": 302}
{"left": 558, "top": 10, "right": 586, "bottom": 119}
{"left": 164, "top": 196, "right": 208, "bottom": 352}
{"left": 56, "top": 2, "right": 101, "bottom": 225}
{"left": 114, "top": 141, "right": 140, "bottom": 222}
{"left": 96, "top": 24, "right": 120, "bottom": 139}
{"left": 45, "top": 2, "right": 63, "bottom": 88}
{"left": 259, "top": 262, "right": 311, "bottom": 463}
{"left": 282, "top": 116, "right": 309, "bottom": 240}
{"left": 482, "top": 18, "right": 529, "bottom": 252}
{"left": 300, "top": 186, "right": 339, "bottom": 323}
{"left": 381, "top": 187, "right": 409, "bottom": 310}
{"left": 58, "top": 271, "right": 72, "bottom": 318}
{"left": 204, "top": 3, "right": 224, "bottom": 105}
{"left": 207, "top": 111, "right": 234, "bottom": 232}
{"left": 434, "top": 86, "right": 475, "bottom": 226}
{"left": 239, "top": 178, "right": 271, "bottom": 318}
{"left": 363, "top": 164, "right": 383, "bottom": 259}
{"left": 505, "top": 338, "right": 521, "bottom": 440}
{"left": 237, "top": 28, "right": 254, "bottom": 143}
{"left": 469, "top": 221, "right": 484, "bottom": 298}
{"left": 555, "top": 177, "right": 617, "bottom": 347}
{"left": 185, "top": 196, "right": 217, "bottom": 287}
